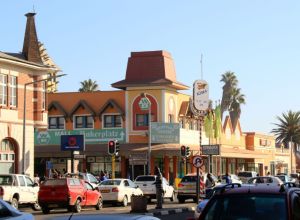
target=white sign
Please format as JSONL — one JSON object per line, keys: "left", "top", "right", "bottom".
{"left": 138, "top": 97, "right": 150, "bottom": 110}
{"left": 193, "top": 80, "right": 209, "bottom": 111}
{"left": 192, "top": 156, "right": 203, "bottom": 168}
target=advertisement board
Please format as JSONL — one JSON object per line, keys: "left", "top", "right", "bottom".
{"left": 193, "top": 80, "right": 209, "bottom": 111}
{"left": 61, "top": 135, "right": 85, "bottom": 151}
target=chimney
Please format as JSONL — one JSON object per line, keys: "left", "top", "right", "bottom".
{"left": 22, "top": 13, "right": 43, "bottom": 64}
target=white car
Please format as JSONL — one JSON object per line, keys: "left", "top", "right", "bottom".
{"left": 220, "top": 174, "right": 243, "bottom": 184}
{"left": 0, "top": 199, "right": 34, "bottom": 220}
{"left": 98, "top": 179, "right": 143, "bottom": 206}
{"left": 134, "top": 175, "right": 175, "bottom": 202}
{"left": 247, "top": 176, "right": 283, "bottom": 186}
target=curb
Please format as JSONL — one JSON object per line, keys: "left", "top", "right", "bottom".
{"left": 143, "top": 207, "right": 195, "bottom": 217}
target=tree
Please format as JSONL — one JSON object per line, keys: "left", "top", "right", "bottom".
{"left": 229, "top": 88, "right": 246, "bottom": 129}
{"left": 220, "top": 71, "right": 238, "bottom": 120}
{"left": 78, "top": 79, "right": 99, "bottom": 92}
{"left": 271, "top": 110, "right": 300, "bottom": 147}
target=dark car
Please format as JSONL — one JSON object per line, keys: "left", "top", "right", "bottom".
{"left": 198, "top": 183, "right": 300, "bottom": 220}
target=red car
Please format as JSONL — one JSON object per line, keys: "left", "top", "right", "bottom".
{"left": 38, "top": 177, "right": 102, "bottom": 214}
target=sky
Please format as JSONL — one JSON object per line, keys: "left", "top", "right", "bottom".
{"left": 1, "top": 1, "right": 300, "bottom": 135}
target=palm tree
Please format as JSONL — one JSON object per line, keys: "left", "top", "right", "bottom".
{"left": 229, "top": 88, "right": 246, "bottom": 129}
{"left": 220, "top": 71, "right": 238, "bottom": 120}
{"left": 271, "top": 110, "right": 300, "bottom": 147}
{"left": 78, "top": 79, "right": 99, "bottom": 92}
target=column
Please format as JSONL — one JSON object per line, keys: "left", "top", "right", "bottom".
{"left": 163, "top": 156, "right": 170, "bottom": 181}
{"left": 173, "top": 156, "right": 177, "bottom": 180}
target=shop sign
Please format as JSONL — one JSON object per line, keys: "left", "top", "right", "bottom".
{"left": 201, "top": 144, "right": 220, "bottom": 155}
{"left": 35, "top": 128, "right": 126, "bottom": 145}
{"left": 193, "top": 80, "right": 209, "bottom": 111}
{"left": 61, "top": 135, "right": 85, "bottom": 151}
{"left": 129, "top": 153, "right": 147, "bottom": 165}
{"left": 151, "top": 122, "right": 180, "bottom": 143}
{"left": 138, "top": 97, "right": 150, "bottom": 110}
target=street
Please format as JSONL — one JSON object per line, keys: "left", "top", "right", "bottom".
{"left": 20, "top": 199, "right": 196, "bottom": 220}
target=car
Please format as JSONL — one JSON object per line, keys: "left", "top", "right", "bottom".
{"left": 198, "top": 183, "right": 300, "bottom": 220}
{"left": 289, "top": 173, "right": 299, "bottom": 186}
{"left": 64, "top": 172, "right": 99, "bottom": 188}
{"left": 134, "top": 175, "right": 175, "bottom": 202}
{"left": 220, "top": 174, "right": 242, "bottom": 184}
{"left": 98, "top": 179, "right": 143, "bottom": 206}
{"left": 247, "top": 176, "right": 283, "bottom": 186}
{"left": 0, "top": 174, "right": 40, "bottom": 210}
{"left": 38, "top": 178, "right": 102, "bottom": 214}
{"left": 275, "top": 175, "right": 291, "bottom": 183}
{"left": 48, "top": 214, "right": 160, "bottom": 220}
{"left": 177, "top": 173, "right": 220, "bottom": 203}
{"left": 237, "top": 171, "right": 258, "bottom": 183}
{"left": 0, "top": 199, "right": 34, "bottom": 220}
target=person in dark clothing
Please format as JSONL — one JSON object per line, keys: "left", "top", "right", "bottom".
{"left": 225, "top": 173, "right": 232, "bottom": 184}
{"left": 154, "top": 166, "right": 163, "bottom": 209}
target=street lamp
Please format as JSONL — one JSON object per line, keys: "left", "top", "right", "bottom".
{"left": 22, "top": 74, "right": 66, "bottom": 174}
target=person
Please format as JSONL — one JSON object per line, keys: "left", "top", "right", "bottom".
{"left": 154, "top": 166, "right": 163, "bottom": 209}
{"left": 267, "top": 171, "right": 271, "bottom": 176}
{"left": 34, "top": 173, "right": 40, "bottom": 185}
{"left": 100, "top": 171, "right": 108, "bottom": 182}
{"left": 225, "top": 173, "right": 232, "bottom": 184}
{"left": 205, "top": 173, "right": 215, "bottom": 188}
{"left": 62, "top": 168, "right": 67, "bottom": 174}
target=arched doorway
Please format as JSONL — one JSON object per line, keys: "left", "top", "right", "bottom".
{"left": 0, "top": 138, "right": 18, "bottom": 174}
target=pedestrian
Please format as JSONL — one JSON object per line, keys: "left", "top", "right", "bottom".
{"left": 267, "top": 171, "right": 271, "bottom": 176}
{"left": 205, "top": 173, "right": 215, "bottom": 188}
{"left": 34, "top": 173, "right": 40, "bottom": 185}
{"left": 154, "top": 166, "right": 163, "bottom": 209}
{"left": 225, "top": 173, "right": 232, "bottom": 184}
{"left": 100, "top": 171, "right": 107, "bottom": 182}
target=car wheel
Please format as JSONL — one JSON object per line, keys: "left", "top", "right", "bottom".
{"left": 178, "top": 197, "right": 185, "bottom": 203}
{"left": 73, "top": 199, "right": 82, "bottom": 213}
{"left": 31, "top": 202, "right": 41, "bottom": 211}
{"left": 41, "top": 207, "right": 50, "bottom": 214}
{"left": 11, "top": 198, "right": 18, "bottom": 210}
{"left": 170, "top": 192, "right": 175, "bottom": 202}
{"left": 95, "top": 197, "right": 103, "bottom": 210}
{"left": 122, "top": 195, "right": 128, "bottom": 207}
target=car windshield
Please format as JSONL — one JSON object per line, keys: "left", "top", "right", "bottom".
{"left": 238, "top": 172, "right": 253, "bottom": 177}
{"left": 0, "top": 175, "right": 13, "bottom": 185}
{"left": 100, "top": 180, "right": 121, "bottom": 186}
{"left": 43, "top": 179, "right": 66, "bottom": 186}
{"left": 135, "top": 176, "right": 155, "bottom": 182}
{"left": 203, "top": 195, "right": 287, "bottom": 220}
{"left": 276, "top": 176, "right": 286, "bottom": 182}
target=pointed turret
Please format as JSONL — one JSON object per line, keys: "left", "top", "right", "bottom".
{"left": 22, "top": 12, "right": 43, "bottom": 64}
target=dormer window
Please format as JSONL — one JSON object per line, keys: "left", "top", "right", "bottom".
{"left": 104, "top": 114, "right": 122, "bottom": 128}
{"left": 48, "top": 116, "right": 65, "bottom": 129}
{"left": 74, "top": 115, "right": 94, "bottom": 129}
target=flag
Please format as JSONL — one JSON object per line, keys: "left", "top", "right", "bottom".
{"left": 214, "top": 105, "right": 222, "bottom": 138}
{"left": 204, "top": 111, "right": 213, "bottom": 139}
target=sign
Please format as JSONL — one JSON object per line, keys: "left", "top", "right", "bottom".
{"left": 61, "top": 135, "right": 85, "bottom": 151}
{"left": 129, "top": 154, "right": 147, "bottom": 165}
{"left": 74, "top": 154, "right": 86, "bottom": 159}
{"left": 192, "top": 156, "right": 203, "bottom": 168}
{"left": 151, "top": 122, "right": 180, "bottom": 143}
{"left": 201, "top": 145, "right": 220, "bottom": 155}
{"left": 193, "top": 80, "right": 209, "bottom": 111}
{"left": 138, "top": 97, "right": 150, "bottom": 110}
{"left": 35, "top": 128, "right": 126, "bottom": 145}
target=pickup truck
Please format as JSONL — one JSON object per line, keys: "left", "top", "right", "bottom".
{"left": 0, "top": 174, "right": 40, "bottom": 210}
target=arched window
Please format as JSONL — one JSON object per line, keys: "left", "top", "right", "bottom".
{"left": 0, "top": 139, "right": 15, "bottom": 173}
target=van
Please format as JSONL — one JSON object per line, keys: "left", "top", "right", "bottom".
{"left": 237, "top": 171, "right": 258, "bottom": 183}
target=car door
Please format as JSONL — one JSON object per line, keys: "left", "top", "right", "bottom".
{"left": 24, "top": 176, "right": 38, "bottom": 203}
{"left": 84, "top": 182, "right": 98, "bottom": 206}
{"left": 17, "top": 175, "right": 31, "bottom": 203}
{"left": 123, "top": 180, "right": 132, "bottom": 202}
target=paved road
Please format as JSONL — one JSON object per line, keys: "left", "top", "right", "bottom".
{"left": 20, "top": 200, "right": 197, "bottom": 220}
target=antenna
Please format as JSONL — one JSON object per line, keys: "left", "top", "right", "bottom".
{"left": 200, "top": 54, "right": 203, "bottom": 80}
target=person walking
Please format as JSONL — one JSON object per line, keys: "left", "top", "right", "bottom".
{"left": 154, "top": 166, "right": 163, "bottom": 209}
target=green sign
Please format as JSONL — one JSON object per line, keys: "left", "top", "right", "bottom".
{"left": 35, "top": 128, "right": 126, "bottom": 145}
{"left": 151, "top": 122, "right": 180, "bottom": 143}
{"left": 138, "top": 97, "right": 150, "bottom": 110}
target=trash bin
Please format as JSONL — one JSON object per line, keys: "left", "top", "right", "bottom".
{"left": 130, "top": 195, "right": 147, "bottom": 213}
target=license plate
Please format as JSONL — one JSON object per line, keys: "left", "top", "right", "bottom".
{"left": 48, "top": 204, "right": 58, "bottom": 208}
{"left": 101, "top": 189, "right": 110, "bottom": 193}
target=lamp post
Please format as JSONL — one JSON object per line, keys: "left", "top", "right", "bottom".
{"left": 22, "top": 74, "right": 66, "bottom": 174}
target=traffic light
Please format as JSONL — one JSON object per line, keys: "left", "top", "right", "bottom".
{"left": 186, "top": 146, "right": 191, "bottom": 158}
{"left": 115, "top": 141, "right": 120, "bottom": 156}
{"left": 180, "top": 145, "right": 186, "bottom": 157}
{"left": 108, "top": 140, "right": 116, "bottom": 155}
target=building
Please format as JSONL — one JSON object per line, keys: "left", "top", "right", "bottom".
{"left": 0, "top": 13, "right": 59, "bottom": 176}
{"left": 34, "top": 50, "right": 292, "bottom": 183}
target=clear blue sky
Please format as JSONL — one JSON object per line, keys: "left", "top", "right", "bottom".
{"left": 2, "top": 1, "right": 300, "bottom": 134}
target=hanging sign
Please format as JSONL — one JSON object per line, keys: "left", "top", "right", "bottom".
{"left": 193, "top": 80, "right": 209, "bottom": 111}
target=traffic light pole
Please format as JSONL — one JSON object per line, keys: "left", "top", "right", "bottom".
{"left": 183, "top": 157, "right": 186, "bottom": 175}
{"left": 112, "top": 155, "right": 115, "bottom": 179}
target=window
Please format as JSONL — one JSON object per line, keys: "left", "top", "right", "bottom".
{"left": 48, "top": 116, "right": 65, "bottom": 129}
{"left": 104, "top": 115, "right": 122, "bottom": 128}
{"left": 9, "top": 76, "right": 17, "bottom": 107}
{"left": 75, "top": 115, "right": 94, "bottom": 128}
{"left": 136, "top": 114, "right": 153, "bottom": 126}
{"left": 42, "top": 81, "right": 46, "bottom": 110}
{"left": 189, "top": 120, "right": 193, "bottom": 130}
{"left": 18, "top": 176, "right": 25, "bottom": 186}
{"left": 0, "top": 74, "right": 7, "bottom": 105}
{"left": 25, "top": 176, "right": 34, "bottom": 187}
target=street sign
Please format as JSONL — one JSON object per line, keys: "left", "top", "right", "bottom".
{"left": 138, "top": 97, "right": 150, "bottom": 110}
{"left": 193, "top": 80, "right": 209, "bottom": 111}
{"left": 151, "top": 122, "right": 180, "bottom": 143}
{"left": 201, "top": 145, "right": 220, "bottom": 155}
{"left": 192, "top": 156, "right": 203, "bottom": 168}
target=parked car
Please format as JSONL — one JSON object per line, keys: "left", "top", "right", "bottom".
{"left": 38, "top": 178, "right": 102, "bottom": 214}
{"left": 220, "top": 174, "right": 242, "bottom": 184}
{"left": 48, "top": 214, "right": 160, "bottom": 220}
{"left": 237, "top": 171, "right": 258, "bottom": 183}
{"left": 275, "top": 175, "right": 291, "bottom": 183}
{"left": 177, "top": 173, "right": 220, "bottom": 203}
{"left": 0, "top": 199, "right": 34, "bottom": 220}
{"left": 64, "top": 172, "right": 99, "bottom": 188}
{"left": 134, "top": 175, "right": 175, "bottom": 202}
{"left": 0, "top": 174, "right": 40, "bottom": 210}
{"left": 247, "top": 176, "right": 283, "bottom": 186}
{"left": 198, "top": 183, "right": 300, "bottom": 220}
{"left": 98, "top": 179, "right": 143, "bottom": 206}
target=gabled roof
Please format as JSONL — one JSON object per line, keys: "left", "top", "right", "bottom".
{"left": 69, "top": 100, "right": 96, "bottom": 118}
{"left": 48, "top": 101, "right": 68, "bottom": 118}
{"left": 99, "top": 99, "right": 125, "bottom": 119}
{"left": 179, "top": 101, "right": 194, "bottom": 118}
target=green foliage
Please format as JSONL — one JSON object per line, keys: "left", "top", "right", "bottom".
{"left": 79, "top": 79, "right": 99, "bottom": 92}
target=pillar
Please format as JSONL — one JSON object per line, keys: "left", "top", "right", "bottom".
{"left": 163, "top": 156, "right": 170, "bottom": 181}
{"left": 173, "top": 156, "right": 177, "bottom": 180}
{"left": 151, "top": 156, "right": 155, "bottom": 175}
{"left": 121, "top": 156, "right": 126, "bottom": 178}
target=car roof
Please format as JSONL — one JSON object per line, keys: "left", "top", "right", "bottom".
{"left": 214, "top": 185, "right": 288, "bottom": 196}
